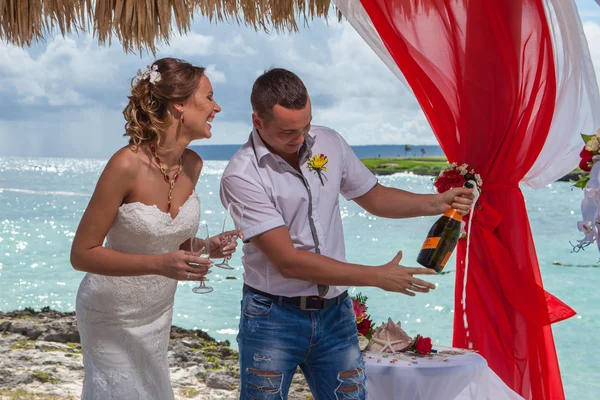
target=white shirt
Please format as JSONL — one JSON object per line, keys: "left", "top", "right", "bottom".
{"left": 220, "top": 125, "right": 378, "bottom": 298}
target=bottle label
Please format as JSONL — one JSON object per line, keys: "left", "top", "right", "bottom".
{"left": 441, "top": 251, "right": 452, "bottom": 267}
{"left": 421, "top": 237, "right": 440, "bottom": 250}
{"left": 443, "top": 209, "right": 462, "bottom": 222}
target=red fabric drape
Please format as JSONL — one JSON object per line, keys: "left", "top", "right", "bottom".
{"left": 359, "top": 1, "right": 576, "bottom": 398}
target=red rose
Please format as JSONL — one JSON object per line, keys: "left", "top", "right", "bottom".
{"left": 357, "top": 318, "right": 372, "bottom": 336}
{"left": 415, "top": 336, "right": 433, "bottom": 354}
{"left": 580, "top": 158, "right": 592, "bottom": 172}
{"left": 434, "top": 169, "right": 465, "bottom": 193}
{"left": 580, "top": 147, "right": 594, "bottom": 162}
{"left": 580, "top": 147, "right": 594, "bottom": 172}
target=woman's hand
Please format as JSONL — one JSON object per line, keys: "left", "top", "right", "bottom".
{"left": 191, "top": 230, "right": 242, "bottom": 260}
{"left": 158, "top": 250, "right": 213, "bottom": 281}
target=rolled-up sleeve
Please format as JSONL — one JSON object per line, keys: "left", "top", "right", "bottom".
{"left": 338, "top": 135, "right": 378, "bottom": 200}
{"left": 220, "top": 174, "right": 286, "bottom": 241}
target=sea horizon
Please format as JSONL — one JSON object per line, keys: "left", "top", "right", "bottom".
{"left": 0, "top": 144, "right": 446, "bottom": 162}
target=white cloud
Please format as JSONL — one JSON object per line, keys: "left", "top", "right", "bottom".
{"left": 161, "top": 32, "right": 256, "bottom": 59}
{"left": 219, "top": 35, "right": 257, "bottom": 57}
{"left": 205, "top": 64, "right": 226, "bottom": 83}
{"left": 272, "top": 21, "right": 434, "bottom": 145}
{"left": 164, "top": 33, "right": 215, "bottom": 56}
{"left": 0, "top": 35, "right": 121, "bottom": 106}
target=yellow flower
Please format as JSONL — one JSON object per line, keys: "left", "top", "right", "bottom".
{"left": 307, "top": 154, "right": 329, "bottom": 185}
{"left": 308, "top": 154, "right": 329, "bottom": 171}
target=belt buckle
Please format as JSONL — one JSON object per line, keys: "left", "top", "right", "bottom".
{"left": 300, "top": 296, "right": 322, "bottom": 311}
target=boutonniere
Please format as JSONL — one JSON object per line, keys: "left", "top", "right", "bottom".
{"left": 307, "top": 154, "right": 329, "bottom": 186}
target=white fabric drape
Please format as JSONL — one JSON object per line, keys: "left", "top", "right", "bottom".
{"left": 333, "top": 0, "right": 411, "bottom": 91}
{"left": 335, "top": 0, "right": 600, "bottom": 189}
{"left": 522, "top": 0, "right": 600, "bottom": 188}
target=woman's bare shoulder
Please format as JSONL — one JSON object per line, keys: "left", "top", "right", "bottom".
{"left": 104, "top": 145, "right": 146, "bottom": 178}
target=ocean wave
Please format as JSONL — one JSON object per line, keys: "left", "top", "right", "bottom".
{"left": 0, "top": 188, "right": 91, "bottom": 197}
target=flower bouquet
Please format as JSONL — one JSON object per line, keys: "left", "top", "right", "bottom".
{"left": 573, "top": 130, "right": 600, "bottom": 189}
{"left": 351, "top": 293, "right": 374, "bottom": 351}
{"left": 433, "top": 163, "right": 482, "bottom": 194}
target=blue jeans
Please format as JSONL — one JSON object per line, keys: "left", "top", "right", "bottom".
{"left": 237, "top": 287, "right": 367, "bottom": 400}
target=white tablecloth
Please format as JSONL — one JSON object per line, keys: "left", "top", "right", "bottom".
{"left": 364, "top": 348, "right": 524, "bottom": 400}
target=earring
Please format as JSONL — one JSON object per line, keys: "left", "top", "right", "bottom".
{"left": 180, "top": 109, "right": 185, "bottom": 125}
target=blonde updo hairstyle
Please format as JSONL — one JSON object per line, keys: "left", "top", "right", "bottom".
{"left": 123, "top": 58, "right": 206, "bottom": 146}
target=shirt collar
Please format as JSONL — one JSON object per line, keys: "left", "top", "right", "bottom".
{"left": 250, "top": 127, "right": 316, "bottom": 166}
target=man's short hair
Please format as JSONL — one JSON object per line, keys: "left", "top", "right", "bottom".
{"left": 250, "top": 68, "right": 308, "bottom": 122}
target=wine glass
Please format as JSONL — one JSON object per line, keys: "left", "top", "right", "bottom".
{"left": 191, "top": 223, "right": 213, "bottom": 294}
{"left": 214, "top": 202, "right": 244, "bottom": 270}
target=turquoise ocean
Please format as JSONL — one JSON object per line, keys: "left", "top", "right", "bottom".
{"left": 0, "top": 154, "right": 598, "bottom": 399}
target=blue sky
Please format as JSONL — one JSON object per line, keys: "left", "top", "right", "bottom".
{"left": 1, "top": 1, "right": 599, "bottom": 158}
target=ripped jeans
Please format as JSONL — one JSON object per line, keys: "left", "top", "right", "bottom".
{"left": 237, "top": 287, "right": 366, "bottom": 400}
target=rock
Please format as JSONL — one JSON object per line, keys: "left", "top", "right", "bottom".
{"left": 0, "top": 369, "right": 34, "bottom": 386}
{"left": 205, "top": 370, "right": 238, "bottom": 390}
{"left": 171, "top": 365, "right": 206, "bottom": 386}
{"left": 9, "top": 321, "right": 45, "bottom": 340}
{"left": 225, "top": 276, "right": 237, "bottom": 280}
{"left": 0, "top": 321, "right": 11, "bottom": 333}
{"left": 0, "top": 308, "right": 311, "bottom": 399}
{"left": 38, "top": 320, "right": 80, "bottom": 343}
{"left": 35, "top": 341, "right": 79, "bottom": 353}
{"left": 289, "top": 370, "right": 311, "bottom": 398}
{"left": 170, "top": 326, "right": 224, "bottom": 344}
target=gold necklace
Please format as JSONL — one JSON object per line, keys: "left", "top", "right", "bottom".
{"left": 150, "top": 145, "right": 183, "bottom": 212}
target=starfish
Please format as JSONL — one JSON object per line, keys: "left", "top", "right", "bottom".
{"left": 370, "top": 329, "right": 409, "bottom": 354}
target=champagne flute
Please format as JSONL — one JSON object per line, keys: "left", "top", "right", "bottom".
{"left": 191, "top": 223, "right": 213, "bottom": 294}
{"left": 214, "top": 202, "right": 244, "bottom": 270}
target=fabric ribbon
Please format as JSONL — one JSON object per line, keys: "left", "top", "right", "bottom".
{"left": 461, "top": 181, "right": 480, "bottom": 348}
{"left": 461, "top": 183, "right": 575, "bottom": 327}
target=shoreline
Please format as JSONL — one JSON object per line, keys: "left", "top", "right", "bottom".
{"left": 361, "top": 157, "right": 579, "bottom": 182}
{"left": 0, "top": 308, "right": 311, "bottom": 400}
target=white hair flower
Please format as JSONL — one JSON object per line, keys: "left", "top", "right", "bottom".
{"left": 139, "top": 64, "right": 161, "bottom": 85}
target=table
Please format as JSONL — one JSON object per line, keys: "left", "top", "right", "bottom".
{"left": 363, "top": 348, "right": 524, "bottom": 400}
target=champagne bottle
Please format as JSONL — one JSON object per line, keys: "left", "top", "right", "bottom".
{"left": 417, "top": 182, "right": 473, "bottom": 273}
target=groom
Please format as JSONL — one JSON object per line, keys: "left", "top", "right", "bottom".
{"left": 220, "top": 68, "right": 474, "bottom": 399}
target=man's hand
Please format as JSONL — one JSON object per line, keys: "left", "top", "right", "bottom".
{"left": 434, "top": 187, "right": 475, "bottom": 216}
{"left": 206, "top": 230, "right": 242, "bottom": 259}
{"left": 375, "top": 251, "right": 437, "bottom": 296}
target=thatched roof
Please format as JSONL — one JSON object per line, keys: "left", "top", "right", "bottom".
{"left": 0, "top": 0, "right": 336, "bottom": 54}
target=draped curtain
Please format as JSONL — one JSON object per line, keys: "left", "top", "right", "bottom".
{"left": 335, "top": 0, "right": 600, "bottom": 398}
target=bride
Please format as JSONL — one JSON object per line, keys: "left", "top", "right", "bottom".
{"left": 70, "top": 58, "right": 236, "bottom": 399}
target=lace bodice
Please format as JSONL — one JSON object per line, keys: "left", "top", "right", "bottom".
{"left": 106, "top": 192, "right": 200, "bottom": 254}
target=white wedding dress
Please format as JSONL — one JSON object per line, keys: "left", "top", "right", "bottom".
{"left": 76, "top": 193, "right": 200, "bottom": 399}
